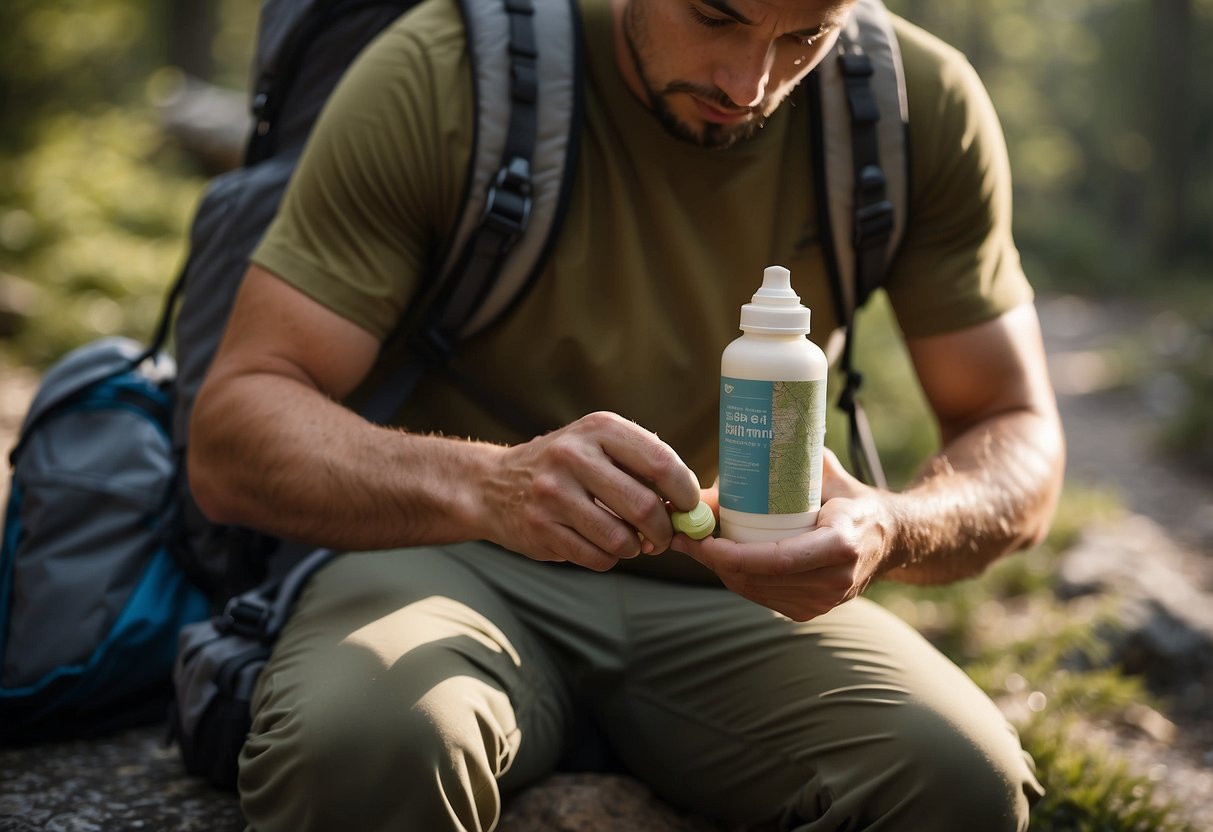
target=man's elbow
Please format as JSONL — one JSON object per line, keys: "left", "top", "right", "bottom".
{"left": 186, "top": 438, "right": 242, "bottom": 527}
{"left": 185, "top": 386, "right": 254, "bottom": 527}
{"left": 1014, "top": 422, "right": 1067, "bottom": 553}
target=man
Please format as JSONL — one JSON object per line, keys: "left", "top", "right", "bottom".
{"left": 188, "top": 0, "right": 1065, "bottom": 827}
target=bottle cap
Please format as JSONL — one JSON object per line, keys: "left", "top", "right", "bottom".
{"left": 739, "top": 265, "right": 812, "bottom": 334}
{"left": 671, "top": 500, "right": 716, "bottom": 540}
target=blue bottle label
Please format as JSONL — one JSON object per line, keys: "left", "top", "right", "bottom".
{"left": 719, "top": 376, "right": 825, "bottom": 515}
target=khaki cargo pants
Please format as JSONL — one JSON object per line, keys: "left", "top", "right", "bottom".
{"left": 238, "top": 544, "right": 1043, "bottom": 831}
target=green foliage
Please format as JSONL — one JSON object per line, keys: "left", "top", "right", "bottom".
{"left": 0, "top": 107, "right": 204, "bottom": 368}
{"left": 0, "top": 0, "right": 210, "bottom": 369}
{"left": 0, "top": 0, "right": 161, "bottom": 151}
{"left": 887, "top": 0, "right": 1213, "bottom": 292}
{"left": 867, "top": 482, "right": 1198, "bottom": 831}
{"left": 1025, "top": 719, "right": 1196, "bottom": 832}
{"left": 1152, "top": 292, "right": 1213, "bottom": 474}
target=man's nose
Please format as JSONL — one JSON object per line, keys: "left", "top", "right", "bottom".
{"left": 713, "top": 40, "right": 776, "bottom": 108}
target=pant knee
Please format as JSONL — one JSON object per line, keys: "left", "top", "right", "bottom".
{"left": 240, "top": 672, "right": 519, "bottom": 832}
{"left": 893, "top": 706, "right": 1038, "bottom": 831}
{"left": 784, "top": 702, "right": 1040, "bottom": 831}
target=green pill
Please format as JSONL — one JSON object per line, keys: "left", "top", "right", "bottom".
{"left": 671, "top": 501, "right": 716, "bottom": 540}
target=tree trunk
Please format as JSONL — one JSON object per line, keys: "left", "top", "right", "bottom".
{"left": 168, "top": 0, "right": 220, "bottom": 81}
{"left": 1150, "top": 0, "right": 1193, "bottom": 261}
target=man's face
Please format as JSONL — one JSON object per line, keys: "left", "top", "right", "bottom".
{"left": 615, "top": 0, "right": 854, "bottom": 148}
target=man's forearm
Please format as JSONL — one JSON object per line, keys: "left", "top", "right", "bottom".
{"left": 189, "top": 372, "right": 501, "bottom": 551}
{"left": 879, "top": 407, "right": 1064, "bottom": 585}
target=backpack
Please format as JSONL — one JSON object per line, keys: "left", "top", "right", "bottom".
{"left": 0, "top": 335, "right": 210, "bottom": 743}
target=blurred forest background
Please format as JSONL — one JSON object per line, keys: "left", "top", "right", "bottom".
{"left": 0, "top": 2, "right": 1211, "bottom": 829}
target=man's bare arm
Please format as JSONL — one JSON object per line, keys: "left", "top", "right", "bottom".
{"left": 879, "top": 302, "right": 1065, "bottom": 584}
{"left": 189, "top": 265, "right": 702, "bottom": 569}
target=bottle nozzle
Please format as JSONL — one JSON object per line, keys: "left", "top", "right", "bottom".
{"left": 740, "top": 265, "right": 811, "bottom": 333}
{"left": 752, "top": 265, "right": 800, "bottom": 305}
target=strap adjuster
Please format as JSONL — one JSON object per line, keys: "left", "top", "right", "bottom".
{"left": 855, "top": 200, "right": 894, "bottom": 246}
{"left": 836, "top": 369, "right": 864, "bottom": 414}
{"left": 480, "top": 157, "right": 533, "bottom": 254}
{"left": 854, "top": 165, "right": 893, "bottom": 247}
{"left": 220, "top": 595, "right": 274, "bottom": 639}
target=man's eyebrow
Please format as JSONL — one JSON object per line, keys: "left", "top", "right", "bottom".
{"left": 698, "top": 0, "right": 833, "bottom": 39}
{"left": 700, "top": 0, "right": 756, "bottom": 26}
{"left": 785, "top": 22, "right": 830, "bottom": 39}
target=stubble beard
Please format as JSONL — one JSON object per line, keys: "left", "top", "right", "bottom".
{"left": 622, "top": 3, "right": 768, "bottom": 150}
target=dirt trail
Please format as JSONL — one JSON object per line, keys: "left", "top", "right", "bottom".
{"left": 1039, "top": 293, "right": 1213, "bottom": 554}
{"left": 1039, "top": 293, "right": 1213, "bottom": 830}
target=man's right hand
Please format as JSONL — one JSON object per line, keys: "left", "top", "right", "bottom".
{"left": 479, "top": 411, "right": 703, "bottom": 571}
{"left": 191, "top": 267, "right": 702, "bottom": 568}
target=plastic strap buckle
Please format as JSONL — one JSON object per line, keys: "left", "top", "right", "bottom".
{"left": 837, "top": 369, "right": 864, "bottom": 414}
{"left": 220, "top": 595, "right": 274, "bottom": 640}
{"left": 854, "top": 165, "right": 894, "bottom": 247}
{"left": 480, "top": 157, "right": 534, "bottom": 253}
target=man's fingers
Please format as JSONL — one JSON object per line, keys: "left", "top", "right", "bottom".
{"left": 683, "top": 535, "right": 800, "bottom": 576}
{"left": 681, "top": 531, "right": 852, "bottom": 575}
{"left": 821, "top": 448, "right": 867, "bottom": 500}
{"left": 585, "top": 412, "right": 701, "bottom": 511}
{"left": 543, "top": 521, "right": 627, "bottom": 572}
{"left": 578, "top": 459, "right": 672, "bottom": 549}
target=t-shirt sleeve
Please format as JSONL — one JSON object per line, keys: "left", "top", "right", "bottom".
{"left": 883, "top": 19, "right": 1034, "bottom": 338}
{"left": 251, "top": 13, "right": 473, "bottom": 340}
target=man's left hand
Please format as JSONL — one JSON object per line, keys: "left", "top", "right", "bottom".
{"left": 671, "top": 450, "right": 894, "bottom": 621}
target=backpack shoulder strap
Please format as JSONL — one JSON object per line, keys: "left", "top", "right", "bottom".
{"left": 809, "top": 0, "right": 908, "bottom": 488}
{"left": 357, "top": 0, "right": 583, "bottom": 424}
{"left": 817, "top": 0, "right": 908, "bottom": 316}
{"left": 408, "top": 0, "right": 582, "bottom": 347}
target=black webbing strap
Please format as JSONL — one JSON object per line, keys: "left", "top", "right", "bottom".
{"left": 837, "top": 49, "right": 890, "bottom": 489}
{"left": 139, "top": 266, "right": 188, "bottom": 365}
{"left": 839, "top": 52, "right": 895, "bottom": 309}
{"left": 218, "top": 547, "right": 337, "bottom": 641}
{"left": 407, "top": 0, "right": 539, "bottom": 377}
{"left": 347, "top": 0, "right": 542, "bottom": 427}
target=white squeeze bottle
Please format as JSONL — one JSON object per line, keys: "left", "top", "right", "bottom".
{"left": 719, "top": 265, "right": 828, "bottom": 543}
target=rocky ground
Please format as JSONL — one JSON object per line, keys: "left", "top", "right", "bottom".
{"left": 1036, "top": 294, "right": 1213, "bottom": 832}
{"left": 0, "top": 292, "right": 1210, "bottom": 830}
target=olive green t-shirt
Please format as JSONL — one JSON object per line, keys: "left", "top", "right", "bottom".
{"left": 253, "top": 0, "right": 1032, "bottom": 486}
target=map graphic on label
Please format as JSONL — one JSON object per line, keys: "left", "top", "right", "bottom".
{"left": 719, "top": 377, "right": 825, "bottom": 515}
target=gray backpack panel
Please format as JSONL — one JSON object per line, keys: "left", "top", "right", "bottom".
{"left": 4, "top": 342, "right": 176, "bottom": 687}
{"left": 447, "top": 0, "right": 581, "bottom": 337}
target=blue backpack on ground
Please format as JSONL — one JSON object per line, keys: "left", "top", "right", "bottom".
{"left": 0, "top": 336, "right": 210, "bottom": 742}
